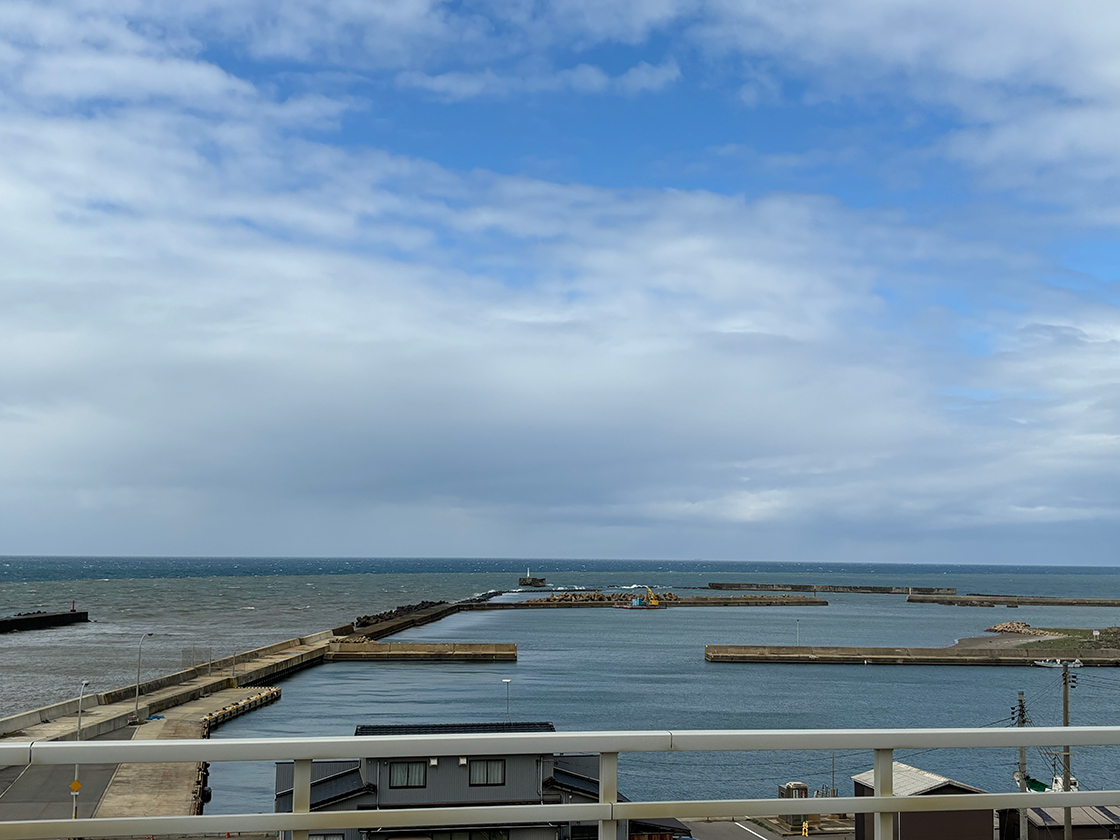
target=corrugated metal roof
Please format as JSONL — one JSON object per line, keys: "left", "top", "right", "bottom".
{"left": 1029, "top": 806, "right": 1120, "bottom": 828}
{"left": 851, "top": 762, "right": 984, "bottom": 796}
{"left": 354, "top": 722, "right": 556, "bottom": 736}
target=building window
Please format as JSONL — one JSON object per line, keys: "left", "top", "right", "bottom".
{"left": 389, "top": 760, "right": 427, "bottom": 788}
{"left": 432, "top": 831, "right": 508, "bottom": 840}
{"left": 468, "top": 759, "right": 506, "bottom": 786}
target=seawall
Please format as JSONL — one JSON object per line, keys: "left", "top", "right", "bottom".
{"left": 704, "top": 644, "right": 1120, "bottom": 666}
{"left": 710, "top": 582, "right": 956, "bottom": 595}
{"left": 908, "top": 594, "right": 1120, "bottom": 608}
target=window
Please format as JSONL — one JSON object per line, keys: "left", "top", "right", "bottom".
{"left": 389, "top": 760, "right": 427, "bottom": 788}
{"left": 468, "top": 759, "right": 506, "bottom": 786}
{"left": 432, "top": 831, "right": 508, "bottom": 840}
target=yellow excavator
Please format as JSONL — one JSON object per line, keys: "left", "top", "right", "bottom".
{"left": 615, "top": 586, "right": 664, "bottom": 609}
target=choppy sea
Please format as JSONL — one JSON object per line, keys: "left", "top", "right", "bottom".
{"left": 3, "top": 557, "right": 1120, "bottom": 811}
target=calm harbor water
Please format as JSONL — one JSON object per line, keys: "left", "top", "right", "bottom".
{"left": 3, "top": 558, "right": 1120, "bottom": 811}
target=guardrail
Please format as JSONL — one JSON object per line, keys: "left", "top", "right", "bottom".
{"left": 2, "top": 727, "right": 1119, "bottom": 840}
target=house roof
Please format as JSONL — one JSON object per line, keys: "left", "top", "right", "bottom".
{"left": 355, "top": 722, "right": 556, "bottom": 736}
{"left": 851, "top": 762, "right": 985, "bottom": 796}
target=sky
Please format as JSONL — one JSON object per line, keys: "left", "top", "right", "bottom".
{"left": 2, "top": 1, "right": 1120, "bottom": 563}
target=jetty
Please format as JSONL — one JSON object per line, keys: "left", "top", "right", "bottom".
{"left": 710, "top": 582, "right": 956, "bottom": 595}
{"left": 348, "top": 592, "right": 827, "bottom": 638}
{"left": 704, "top": 644, "right": 1120, "bottom": 666}
{"left": 0, "top": 610, "right": 88, "bottom": 634}
{"left": 326, "top": 641, "right": 516, "bottom": 661}
{"left": 908, "top": 593, "right": 1120, "bottom": 608}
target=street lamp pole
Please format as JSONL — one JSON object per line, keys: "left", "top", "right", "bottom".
{"left": 72, "top": 680, "right": 89, "bottom": 819}
{"left": 134, "top": 633, "right": 154, "bottom": 722}
{"left": 502, "top": 679, "right": 512, "bottom": 722}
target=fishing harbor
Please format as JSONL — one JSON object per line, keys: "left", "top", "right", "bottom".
{"left": 4, "top": 563, "right": 1120, "bottom": 827}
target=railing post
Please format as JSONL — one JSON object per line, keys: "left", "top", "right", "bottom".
{"left": 599, "top": 751, "right": 618, "bottom": 840}
{"left": 293, "top": 758, "right": 312, "bottom": 840}
{"left": 873, "top": 748, "right": 893, "bottom": 840}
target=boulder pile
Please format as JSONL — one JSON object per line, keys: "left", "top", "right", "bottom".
{"left": 986, "top": 621, "right": 1056, "bottom": 636}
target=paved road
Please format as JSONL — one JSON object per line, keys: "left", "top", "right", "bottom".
{"left": 682, "top": 817, "right": 855, "bottom": 840}
{"left": 0, "top": 728, "right": 132, "bottom": 820}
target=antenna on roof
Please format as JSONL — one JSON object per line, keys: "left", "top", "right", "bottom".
{"left": 502, "top": 679, "right": 512, "bottom": 722}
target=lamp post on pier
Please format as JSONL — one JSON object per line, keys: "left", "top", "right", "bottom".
{"left": 71, "top": 680, "right": 90, "bottom": 819}
{"left": 133, "top": 632, "right": 154, "bottom": 723}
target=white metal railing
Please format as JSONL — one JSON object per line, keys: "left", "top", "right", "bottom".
{"left": 2, "top": 727, "right": 1120, "bottom": 840}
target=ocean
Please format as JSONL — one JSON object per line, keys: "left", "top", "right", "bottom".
{"left": 3, "top": 557, "right": 1119, "bottom": 812}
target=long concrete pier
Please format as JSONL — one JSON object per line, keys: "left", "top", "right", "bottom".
{"left": 710, "top": 582, "right": 956, "bottom": 595}
{"left": 325, "top": 641, "right": 516, "bottom": 661}
{"left": 704, "top": 644, "right": 1120, "bottom": 666}
{"left": 908, "top": 593, "right": 1120, "bottom": 607}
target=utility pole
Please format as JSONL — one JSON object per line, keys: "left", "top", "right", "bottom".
{"left": 1016, "top": 691, "right": 1028, "bottom": 840}
{"left": 1063, "top": 663, "right": 1072, "bottom": 840}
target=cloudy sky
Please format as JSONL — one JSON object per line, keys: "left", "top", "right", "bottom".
{"left": 2, "top": 1, "right": 1119, "bottom": 563}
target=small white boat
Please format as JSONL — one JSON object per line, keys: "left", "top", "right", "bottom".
{"left": 1033, "top": 658, "right": 1082, "bottom": 668}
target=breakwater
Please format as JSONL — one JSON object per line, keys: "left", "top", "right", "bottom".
{"left": 704, "top": 644, "right": 1120, "bottom": 666}
{"left": 0, "top": 610, "right": 88, "bottom": 633}
{"left": 710, "top": 582, "right": 956, "bottom": 595}
{"left": 326, "top": 641, "right": 516, "bottom": 661}
{"left": 908, "top": 593, "right": 1120, "bottom": 607}
{"left": 350, "top": 592, "right": 828, "bottom": 638}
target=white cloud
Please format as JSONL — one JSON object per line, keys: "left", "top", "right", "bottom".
{"left": 1, "top": 1, "right": 1119, "bottom": 560}
{"left": 395, "top": 59, "right": 679, "bottom": 100}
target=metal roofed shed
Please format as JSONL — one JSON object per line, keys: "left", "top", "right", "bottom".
{"left": 999, "top": 804, "right": 1120, "bottom": 839}
{"left": 852, "top": 762, "right": 988, "bottom": 840}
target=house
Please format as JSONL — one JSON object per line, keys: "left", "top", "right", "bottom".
{"left": 999, "top": 804, "right": 1120, "bottom": 839}
{"left": 851, "top": 762, "right": 988, "bottom": 840}
{"left": 275, "top": 722, "right": 690, "bottom": 840}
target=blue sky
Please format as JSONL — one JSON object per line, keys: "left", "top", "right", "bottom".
{"left": 2, "top": 1, "right": 1119, "bottom": 562}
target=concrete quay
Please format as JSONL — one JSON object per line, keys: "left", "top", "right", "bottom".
{"left": 907, "top": 593, "right": 1120, "bottom": 607}
{"left": 0, "top": 634, "right": 331, "bottom": 742}
{"left": 704, "top": 644, "right": 1120, "bottom": 666}
{"left": 95, "top": 688, "right": 277, "bottom": 818}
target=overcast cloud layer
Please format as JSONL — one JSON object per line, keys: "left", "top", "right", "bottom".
{"left": 2, "top": 1, "right": 1119, "bottom": 563}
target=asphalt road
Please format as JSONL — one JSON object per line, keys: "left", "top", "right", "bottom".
{"left": 682, "top": 817, "right": 855, "bottom": 840}
{"left": 0, "top": 728, "right": 133, "bottom": 820}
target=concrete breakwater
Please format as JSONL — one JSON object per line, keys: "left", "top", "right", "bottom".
{"left": 908, "top": 593, "right": 1120, "bottom": 607}
{"left": 327, "top": 641, "right": 516, "bottom": 661}
{"left": 710, "top": 582, "right": 956, "bottom": 595}
{"left": 349, "top": 592, "right": 828, "bottom": 638}
{"left": 705, "top": 644, "right": 1120, "bottom": 666}
{"left": 0, "top": 610, "right": 89, "bottom": 633}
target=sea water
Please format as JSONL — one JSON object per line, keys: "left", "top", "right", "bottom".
{"left": 3, "top": 558, "right": 1120, "bottom": 811}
